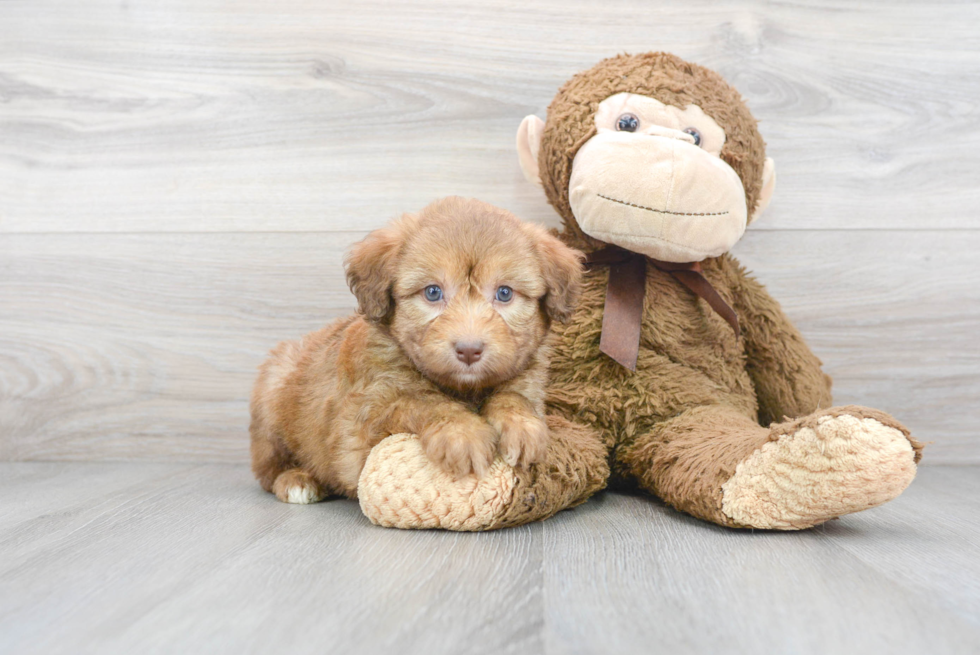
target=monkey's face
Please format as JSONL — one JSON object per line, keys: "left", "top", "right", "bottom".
{"left": 567, "top": 93, "right": 750, "bottom": 263}
{"left": 517, "top": 54, "right": 776, "bottom": 263}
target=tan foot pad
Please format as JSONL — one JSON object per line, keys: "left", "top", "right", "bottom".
{"left": 721, "top": 407, "right": 921, "bottom": 530}
{"left": 358, "top": 433, "right": 517, "bottom": 531}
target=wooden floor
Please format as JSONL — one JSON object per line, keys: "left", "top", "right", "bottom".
{"left": 1, "top": 463, "right": 977, "bottom": 654}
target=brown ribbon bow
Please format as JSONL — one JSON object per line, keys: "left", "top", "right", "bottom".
{"left": 584, "top": 246, "right": 740, "bottom": 371}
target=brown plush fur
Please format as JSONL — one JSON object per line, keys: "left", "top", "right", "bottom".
{"left": 487, "top": 414, "right": 610, "bottom": 530}
{"left": 546, "top": 254, "right": 835, "bottom": 523}
{"left": 250, "top": 197, "right": 584, "bottom": 501}
{"left": 511, "top": 53, "right": 920, "bottom": 528}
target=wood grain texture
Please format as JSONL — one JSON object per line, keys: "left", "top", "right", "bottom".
{"left": 0, "top": 463, "right": 977, "bottom": 654}
{"left": 541, "top": 467, "right": 980, "bottom": 655}
{"left": 0, "top": 463, "right": 542, "bottom": 655}
{"left": 1, "top": 0, "right": 979, "bottom": 233}
{"left": 2, "top": 4, "right": 976, "bottom": 652}
{"left": 1, "top": 0, "right": 978, "bottom": 462}
{"left": 1, "top": 230, "right": 977, "bottom": 463}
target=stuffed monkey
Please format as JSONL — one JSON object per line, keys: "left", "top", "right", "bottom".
{"left": 358, "top": 52, "right": 922, "bottom": 530}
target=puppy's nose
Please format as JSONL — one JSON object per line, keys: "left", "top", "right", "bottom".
{"left": 454, "top": 341, "right": 484, "bottom": 366}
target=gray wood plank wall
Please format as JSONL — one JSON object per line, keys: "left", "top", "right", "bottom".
{"left": 2, "top": 0, "right": 978, "bottom": 463}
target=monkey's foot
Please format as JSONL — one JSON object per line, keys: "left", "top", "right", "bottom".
{"left": 720, "top": 406, "right": 923, "bottom": 530}
{"left": 357, "top": 417, "right": 609, "bottom": 531}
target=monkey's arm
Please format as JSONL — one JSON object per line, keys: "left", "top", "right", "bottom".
{"left": 724, "top": 257, "right": 833, "bottom": 425}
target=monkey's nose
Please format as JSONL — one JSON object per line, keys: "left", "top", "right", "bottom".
{"left": 455, "top": 341, "right": 484, "bottom": 366}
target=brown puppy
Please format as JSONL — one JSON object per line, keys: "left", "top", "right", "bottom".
{"left": 250, "top": 197, "right": 584, "bottom": 504}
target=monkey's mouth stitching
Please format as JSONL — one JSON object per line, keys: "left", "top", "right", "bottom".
{"left": 596, "top": 194, "right": 729, "bottom": 217}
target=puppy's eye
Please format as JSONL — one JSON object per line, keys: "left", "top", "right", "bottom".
{"left": 423, "top": 285, "right": 443, "bottom": 302}
{"left": 616, "top": 113, "right": 639, "bottom": 132}
{"left": 683, "top": 127, "right": 702, "bottom": 147}
{"left": 495, "top": 286, "right": 513, "bottom": 303}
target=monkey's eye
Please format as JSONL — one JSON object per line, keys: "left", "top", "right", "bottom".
{"left": 424, "top": 285, "right": 443, "bottom": 302}
{"left": 683, "top": 127, "right": 702, "bottom": 147}
{"left": 616, "top": 113, "right": 639, "bottom": 132}
{"left": 495, "top": 286, "right": 513, "bottom": 303}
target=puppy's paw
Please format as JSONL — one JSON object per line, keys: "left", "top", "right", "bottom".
{"left": 420, "top": 414, "right": 497, "bottom": 479}
{"left": 272, "top": 469, "right": 324, "bottom": 504}
{"left": 491, "top": 413, "right": 549, "bottom": 469}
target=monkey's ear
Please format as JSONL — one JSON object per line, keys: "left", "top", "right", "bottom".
{"left": 517, "top": 115, "right": 545, "bottom": 186}
{"left": 525, "top": 223, "right": 584, "bottom": 323}
{"left": 749, "top": 157, "right": 776, "bottom": 224}
{"left": 345, "top": 217, "right": 411, "bottom": 322}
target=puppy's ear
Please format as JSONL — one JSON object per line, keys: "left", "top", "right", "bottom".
{"left": 345, "top": 215, "right": 413, "bottom": 322}
{"left": 524, "top": 224, "right": 584, "bottom": 323}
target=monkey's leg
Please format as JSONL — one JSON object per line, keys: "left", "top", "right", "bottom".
{"left": 619, "top": 404, "right": 922, "bottom": 530}
{"left": 357, "top": 415, "right": 609, "bottom": 531}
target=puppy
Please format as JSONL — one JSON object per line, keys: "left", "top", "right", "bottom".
{"left": 250, "top": 197, "right": 583, "bottom": 503}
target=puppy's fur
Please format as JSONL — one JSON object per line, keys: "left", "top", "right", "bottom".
{"left": 250, "top": 197, "right": 584, "bottom": 503}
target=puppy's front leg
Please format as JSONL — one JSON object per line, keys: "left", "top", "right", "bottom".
{"left": 481, "top": 392, "right": 549, "bottom": 469}
{"left": 380, "top": 394, "right": 498, "bottom": 478}
{"left": 422, "top": 414, "right": 498, "bottom": 479}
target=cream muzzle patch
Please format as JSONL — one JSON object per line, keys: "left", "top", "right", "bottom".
{"left": 568, "top": 93, "right": 748, "bottom": 263}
